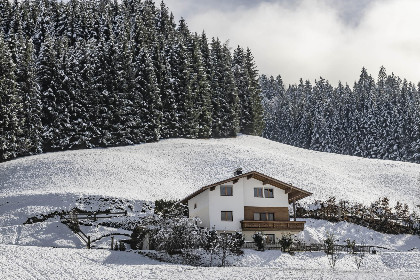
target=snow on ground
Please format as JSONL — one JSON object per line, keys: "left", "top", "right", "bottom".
{"left": 1, "top": 135, "right": 419, "bottom": 207}
{"left": 298, "top": 219, "right": 420, "bottom": 251}
{"left": 1, "top": 136, "right": 420, "bottom": 278}
{"left": 1, "top": 245, "right": 420, "bottom": 280}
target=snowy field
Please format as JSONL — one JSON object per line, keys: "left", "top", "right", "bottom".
{"left": 1, "top": 135, "right": 419, "bottom": 207}
{"left": 1, "top": 135, "right": 420, "bottom": 279}
{"left": 1, "top": 245, "right": 420, "bottom": 280}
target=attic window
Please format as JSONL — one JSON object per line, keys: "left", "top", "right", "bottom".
{"left": 220, "top": 185, "right": 233, "bottom": 196}
{"left": 254, "top": 188, "right": 263, "bottom": 197}
{"left": 264, "top": 188, "right": 274, "bottom": 198}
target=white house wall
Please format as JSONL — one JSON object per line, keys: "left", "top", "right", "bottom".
{"left": 243, "top": 178, "right": 289, "bottom": 207}
{"left": 208, "top": 179, "right": 245, "bottom": 232}
{"left": 188, "top": 189, "right": 210, "bottom": 228}
{"left": 188, "top": 176, "right": 291, "bottom": 234}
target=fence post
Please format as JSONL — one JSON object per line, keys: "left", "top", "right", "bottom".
{"left": 111, "top": 236, "right": 114, "bottom": 250}
{"left": 87, "top": 236, "right": 91, "bottom": 249}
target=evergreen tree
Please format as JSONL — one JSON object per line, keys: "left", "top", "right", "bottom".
{"left": 134, "top": 49, "right": 162, "bottom": 142}
{"left": 191, "top": 34, "right": 212, "bottom": 138}
{"left": 0, "top": 32, "right": 21, "bottom": 160}
{"left": 16, "top": 37, "right": 42, "bottom": 155}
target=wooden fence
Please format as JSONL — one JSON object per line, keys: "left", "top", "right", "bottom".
{"left": 60, "top": 209, "right": 127, "bottom": 249}
{"left": 242, "top": 241, "right": 384, "bottom": 254}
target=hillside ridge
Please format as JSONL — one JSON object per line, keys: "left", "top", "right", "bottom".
{"left": 1, "top": 135, "right": 419, "bottom": 208}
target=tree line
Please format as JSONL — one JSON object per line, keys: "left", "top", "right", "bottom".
{"left": 296, "top": 196, "right": 420, "bottom": 235}
{"left": 261, "top": 67, "right": 420, "bottom": 163}
{"left": 0, "top": 0, "right": 264, "bottom": 162}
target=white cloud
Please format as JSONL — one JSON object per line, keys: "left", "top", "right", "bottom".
{"left": 164, "top": 0, "right": 420, "bottom": 86}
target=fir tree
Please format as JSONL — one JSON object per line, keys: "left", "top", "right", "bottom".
{"left": 0, "top": 32, "right": 21, "bottom": 160}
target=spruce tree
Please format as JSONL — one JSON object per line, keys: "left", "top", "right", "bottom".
{"left": 0, "top": 32, "right": 21, "bottom": 160}
{"left": 16, "top": 36, "right": 42, "bottom": 155}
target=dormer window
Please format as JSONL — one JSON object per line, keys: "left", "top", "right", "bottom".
{"left": 220, "top": 185, "right": 233, "bottom": 196}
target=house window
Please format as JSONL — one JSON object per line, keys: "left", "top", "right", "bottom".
{"left": 221, "top": 211, "right": 233, "bottom": 221}
{"left": 264, "top": 188, "right": 274, "bottom": 198}
{"left": 254, "top": 213, "right": 274, "bottom": 221}
{"left": 220, "top": 185, "right": 233, "bottom": 196}
{"left": 194, "top": 203, "right": 197, "bottom": 209}
{"left": 254, "top": 188, "right": 263, "bottom": 197}
{"left": 266, "top": 234, "right": 275, "bottom": 244}
{"left": 253, "top": 213, "right": 260, "bottom": 220}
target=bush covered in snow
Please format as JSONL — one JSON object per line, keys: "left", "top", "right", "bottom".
{"left": 297, "top": 196, "right": 420, "bottom": 235}
{"left": 131, "top": 200, "right": 245, "bottom": 266}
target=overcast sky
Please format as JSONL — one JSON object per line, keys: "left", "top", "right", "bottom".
{"left": 163, "top": 0, "right": 420, "bottom": 86}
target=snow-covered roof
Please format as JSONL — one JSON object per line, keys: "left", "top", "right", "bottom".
{"left": 181, "top": 171, "right": 312, "bottom": 204}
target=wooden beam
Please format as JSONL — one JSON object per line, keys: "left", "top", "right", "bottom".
{"left": 285, "top": 187, "right": 292, "bottom": 194}
{"left": 247, "top": 174, "right": 253, "bottom": 180}
{"left": 262, "top": 180, "right": 269, "bottom": 185}
{"left": 233, "top": 178, "right": 239, "bottom": 184}
{"left": 293, "top": 199, "right": 296, "bottom": 221}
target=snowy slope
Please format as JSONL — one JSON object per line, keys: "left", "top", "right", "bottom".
{"left": 1, "top": 135, "right": 419, "bottom": 207}
{"left": 1, "top": 136, "right": 420, "bottom": 279}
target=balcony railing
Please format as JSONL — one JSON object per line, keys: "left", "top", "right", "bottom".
{"left": 241, "top": 220, "right": 305, "bottom": 231}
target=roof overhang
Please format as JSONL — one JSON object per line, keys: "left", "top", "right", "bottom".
{"left": 181, "top": 171, "right": 312, "bottom": 204}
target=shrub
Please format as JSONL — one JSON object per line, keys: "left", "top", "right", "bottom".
{"left": 324, "top": 232, "right": 336, "bottom": 255}
{"left": 253, "top": 232, "right": 265, "bottom": 251}
{"left": 131, "top": 226, "right": 149, "bottom": 250}
{"left": 154, "top": 199, "right": 188, "bottom": 218}
{"left": 279, "top": 234, "right": 293, "bottom": 252}
{"left": 230, "top": 232, "right": 245, "bottom": 255}
{"left": 119, "top": 241, "right": 126, "bottom": 251}
{"left": 345, "top": 239, "right": 356, "bottom": 254}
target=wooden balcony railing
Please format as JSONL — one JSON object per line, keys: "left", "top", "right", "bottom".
{"left": 241, "top": 220, "right": 305, "bottom": 231}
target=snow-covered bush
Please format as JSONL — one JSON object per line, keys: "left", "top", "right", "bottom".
{"left": 324, "top": 233, "right": 336, "bottom": 255}
{"left": 279, "top": 234, "right": 293, "bottom": 252}
{"left": 252, "top": 232, "right": 265, "bottom": 251}
{"left": 151, "top": 217, "right": 205, "bottom": 254}
{"left": 230, "top": 232, "right": 245, "bottom": 255}
{"left": 131, "top": 226, "right": 149, "bottom": 250}
{"left": 297, "top": 197, "right": 420, "bottom": 235}
{"left": 154, "top": 199, "right": 188, "bottom": 218}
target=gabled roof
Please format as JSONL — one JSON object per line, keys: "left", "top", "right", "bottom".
{"left": 181, "top": 171, "right": 312, "bottom": 204}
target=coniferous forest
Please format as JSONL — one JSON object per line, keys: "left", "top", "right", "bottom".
{"left": 1, "top": 0, "right": 420, "bottom": 165}
{"left": 0, "top": 0, "right": 264, "bottom": 161}
{"left": 261, "top": 68, "right": 420, "bottom": 163}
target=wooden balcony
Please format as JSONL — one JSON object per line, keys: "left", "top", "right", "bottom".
{"left": 241, "top": 220, "right": 305, "bottom": 231}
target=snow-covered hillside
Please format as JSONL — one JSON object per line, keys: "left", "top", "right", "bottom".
{"left": 1, "top": 135, "right": 419, "bottom": 207}
{"left": 1, "top": 136, "right": 420, "bottom": 279}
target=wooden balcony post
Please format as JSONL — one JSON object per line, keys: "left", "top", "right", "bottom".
{"left": 293, "top": 199, "right": 296, "bottom": 221}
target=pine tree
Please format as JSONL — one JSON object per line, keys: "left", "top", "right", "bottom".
{"left": 191, "top": 34, "right": 212, "bottom": 138}
{"left": 36, "top": 34, "right": 60, "bottom": 151}
{"left": 134, "top": 49, "right": 162, "bottom": 142}
{"left": 16, "top": 36, "right": 42, "bottom": 155}
{"left": 0, "top": 32, "right": 21, "bottom": 160}
{"left": 244, "top": 48, "right": 264, "bottom": 135}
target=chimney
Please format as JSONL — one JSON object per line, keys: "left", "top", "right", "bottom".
{"left": 234, "top": 168, "right": 243, "bottom": 176}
